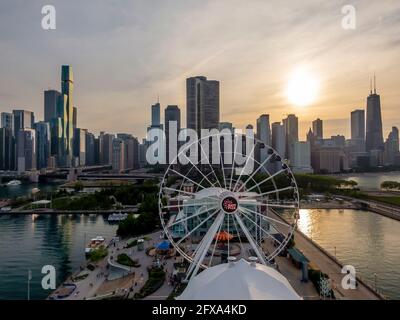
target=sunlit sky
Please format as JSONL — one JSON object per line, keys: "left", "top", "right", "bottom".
{"left": 0, "top": 0, "right": 399, "bottom": 140}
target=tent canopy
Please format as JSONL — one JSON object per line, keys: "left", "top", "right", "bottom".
{"left": 156, "top": 240, "right": 170, "bottom": 250}
{"left": 178, "top": 259, "right": 301, "bottom": 300}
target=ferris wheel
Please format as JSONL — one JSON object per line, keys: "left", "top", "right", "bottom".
{"left": 158, "top": 132, "right": 299, "bottom": 282}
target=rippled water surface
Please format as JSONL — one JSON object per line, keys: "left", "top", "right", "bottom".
{"left": 0, "top": 214, "right": 116, "bottom": 300}
{"left": 295, "top": 209, "right": 400, "bottom": 300}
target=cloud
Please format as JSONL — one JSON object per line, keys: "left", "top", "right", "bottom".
{"left": 0, "top": 0, "right": 399, "bottom": 139}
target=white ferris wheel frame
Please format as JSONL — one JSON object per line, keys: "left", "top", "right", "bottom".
{"left": 158, "top": 132, "right": 299, "bottom": 282}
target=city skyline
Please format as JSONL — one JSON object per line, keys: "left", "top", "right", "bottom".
{"left": 0, "top": 1, "right": 399, "bottom": 139}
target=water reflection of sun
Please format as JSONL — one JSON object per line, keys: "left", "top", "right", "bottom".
{"left": 297, "top": 209, "right": 313, "bottom": 236}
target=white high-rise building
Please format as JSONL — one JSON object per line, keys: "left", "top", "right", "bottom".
{"left": 271, "top": 122, "right": 286, "bottom": 172}
{"left": 271, "top": 122, "right": 285, "bottom": 157}
{"left": 112, "top": 138, "right": 125, "bottom": 173}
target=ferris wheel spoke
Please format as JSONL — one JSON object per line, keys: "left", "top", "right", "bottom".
{"left": 176, "top": 208, "right": 220, "bottom": 246}
{"left": 217, "top": 135, "right": 228, "bottom": 189}
{"left": 238, "top": 208, "right": 284, "bottom": 247}
{"left": 240, "top": 153, "right": 274, "bottom": 189}
{"left": 238, "top": 200, "right": 296, "bottom": 209}
{"left": 164, "top": 187, "right": 197, "bottom": 197}
{"left": 198, "top": 140, "right": 223, "bottom": 189}
{"left": 229, "top": 134, "right": 240, "bottom": 191}
{"left": 170, "top": 169, "right": 209, "bottom": 191}
{"left": 240, "top": 186, "right": 295, "bottom": 199}
{"left": 239, "top": 205, "right": 291, "bottom": 228}
{"left": 182, "top": 153, "right": 218, "bottom": 188}
{"left": 167, "top": 205, "right": 218, "bottom": 228}
{"left": 208, "top": 218, "right": 224, "bottom": 267}
{"left": 164, "top": 186, "right": 219, "bottom": 201}
{"left": 233, "top": 213, "right": 268, "bottom": 265}
{"left": 232, "top": 142, "right": 256, "bottom": 192}
{"left": 246, "top": 168, "right": 286, "bottom": 193}
{"left": 231, "top": 213, "right": 245, "bottom": 259}
{"left": 186, "top": 212, "right": 225, "bottom": 281}
{"left": 162, "top": 201, "right": 218, "bottom": 210}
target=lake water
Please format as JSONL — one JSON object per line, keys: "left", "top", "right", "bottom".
{"left": 295, "top": 208, "right": 400, "bottom": 300}
{"left": 0, "top": 182, "right": 61, "bottom": 200}
{"left": 0, "top": 214, "right": 117, "bottom": 300}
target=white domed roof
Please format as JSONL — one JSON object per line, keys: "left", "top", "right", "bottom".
{"left": 178, "top": 259, "right": 301, "bottom": 300}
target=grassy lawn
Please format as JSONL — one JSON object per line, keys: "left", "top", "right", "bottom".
{"left": 87, "top": 246, "right": 108, "bottom": 262}
{"left": 365, "top": 195, "right": 400, "bottom": 207}
{"left": 116, "top": 253, "right": 139, "bottom": 267}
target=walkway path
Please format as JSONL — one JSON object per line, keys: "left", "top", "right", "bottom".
{"left": 270, "top": 210, "right": 382, "bottom": 300}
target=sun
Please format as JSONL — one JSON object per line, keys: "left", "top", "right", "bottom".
{"left": 286, "top": 67, "right": 319, "bottom": 107}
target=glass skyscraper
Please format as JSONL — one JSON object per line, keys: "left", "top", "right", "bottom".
{"left": 34, "top": 121, "right": 51, "bottom": 169}
{"left": 186, "top": 76, "right": 220, "bottom": 136}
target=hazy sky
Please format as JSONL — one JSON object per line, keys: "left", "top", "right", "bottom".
{"left": 0, "top": 0, "right": 399, "bottom": 140}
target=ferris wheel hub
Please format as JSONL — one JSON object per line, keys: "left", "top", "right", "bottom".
{"left": 219, "top": 191, "right": 239, "bottom": 215}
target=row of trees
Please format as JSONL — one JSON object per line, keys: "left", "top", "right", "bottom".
{"left": 244, "top": 173, "right": 358, "bottom": 199}
{"left": 52, "top": 180, "right": 159, "bottom": 210}
{"left": 116, "top": 194, "right": 160, "bottom": 237}
{"left": 381, "top": 180, "right": 400, "bottom": 191}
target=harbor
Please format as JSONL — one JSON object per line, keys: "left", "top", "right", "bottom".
{"left": 0, "top": 206, "right": 398, "bottom": 300}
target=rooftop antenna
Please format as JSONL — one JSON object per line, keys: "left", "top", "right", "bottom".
{"left": 157, "top": 93, "right": 160, "bottom": 104}
{"left": 374, "top": 73, "right": 377, "bottom": 94}
{"left": 370, "top": 78, "right": 372, "bottom": 95}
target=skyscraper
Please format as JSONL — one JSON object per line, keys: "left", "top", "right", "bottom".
{"left": 186, "top": 76, "right": 220, "bottom": 136}
{"left": 351, "top": 109, "right": 365, "bottom": 140}
{"left": 117, "top": 133, "right": 139, "bottom": 170}
{"left": 271, "top": 122, "right": 286, "bottom": 172}
{"left": 257, "top": 115, "right": 271, "bottom": 167}
{"left": 1, "top": 112, "right": 14, "bottom": 131}
{"left": 50, "top": 117, "right": 63, "bottom": 163}
{"left": 291, "top": 141, "right": 312, "bottom": 173}
{"left": 384, "top": 127, "right": 399, "bottom": 165}
{"left": 99, "top": 132, "right": 114, "bottom": 165}
{"left": 17, "top": 128, "right": 36, "bottom": 173}
{"left": 12, "top": 110, "right": 34, "bottom": 137}
{"left": 73, "top": 107, "right": 77, "bottom": 129}
{"left": 257, "top": 115, "right": 271, "bottom": 146}
{"left": 271, "top": 122, "right": 286, "bottom": 158}
{"left": 0, "top": 127, "right": 15, "bottom": 171}
{"left": 34, "top": 122, "right": 51, "bottom": 169}
{"left": 312, "top": 118, "right": 323, "bottom": 139}
{"left": 60, "top": 65, "right": 75, "bottom": 165}
{"left": 85, "top": 132, "right": 96, "bottom": 166}
{"left": 44, "top": 90, "right": 61, "bottom": 123}
{"left": 165, "top": 105, "right": 181, "bottom": 163}
{"left": 112, "top": 138, "right": 125, "bottom": 173}
{"left": 151, "top": 102, "right": 161, "bottom": 128}
{"left": 365, "top": 77, "right": 384, "bottom": 153}
{"left": 283, "top": 114, "right": 299, "bottom": 162}
{"left": 73, "top": 128, "right": 86, "bottom": 167}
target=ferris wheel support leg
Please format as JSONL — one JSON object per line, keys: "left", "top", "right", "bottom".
{"left": 234, "top": 213, "right": 268, "bottom": 266}
{"left": 185, "top": 212, "right": 225, "bottom": 282}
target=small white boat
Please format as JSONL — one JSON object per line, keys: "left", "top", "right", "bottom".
{"left": 85, "top": 236, "right": 106, "bottom": 255}
{"left": 7, "top": 180, "right": 21, "bottom": 186}
{"left": 107, "top": 212, "right": 128, "bottom": 222}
